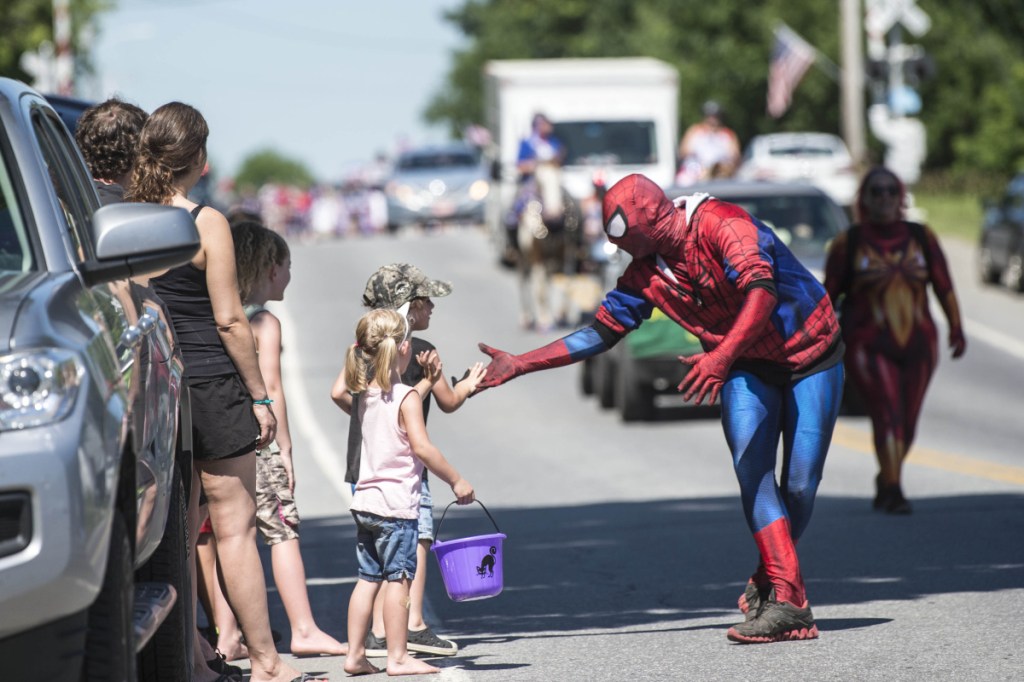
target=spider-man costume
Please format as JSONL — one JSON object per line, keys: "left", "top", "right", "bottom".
{"left": 823, "top": 220, "right": 965, "bottom": 506}
{"left": 479, "top": 174, "right": 844, "bottom": 637}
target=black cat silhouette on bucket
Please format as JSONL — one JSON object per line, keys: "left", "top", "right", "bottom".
{"left": 477, "top": 546, "right": 497, "bottom": 577}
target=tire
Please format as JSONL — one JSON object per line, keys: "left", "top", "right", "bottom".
{"left": 617, "top": 354, "right": 654, "bottom": 422}
{"left": 1005, "top": 253, "right": 1024, "bottom": 292}
{"left": 579, "top": 357, "right": 595, "bottom": 396}
{"left": 137, "top": 464, "right": 194, "bottom": 682}
{"left": 596, "top": 354, "right": 617, "bottom": 409}
{"left": 978, "top": 245, "right": 1002, "bottom": 285}
{"left": 82, "top": 510, "right": 137, "bottom": 682}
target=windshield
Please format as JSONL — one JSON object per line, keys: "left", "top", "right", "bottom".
{"left": 728, "top": 194, "right": 843, "bottom": 253}
{"left": 0, "top": 135, "right": 34, "bottom": 273}
{"left": 552, "top": 120, "right": 658, "bottom": 166}
{"left": 397, "top": 150, "right": 479, "bottom": 171}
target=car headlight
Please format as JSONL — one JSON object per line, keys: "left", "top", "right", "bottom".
{"left": 0, "top": 349, "right": 83, "bottom": 430}
{"left": 468, "top": 179, "right": 490, "bottom": 201}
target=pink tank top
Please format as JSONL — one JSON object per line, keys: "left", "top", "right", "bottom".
{"left": 350, "top": 383, "right": 423, "bottom": 520}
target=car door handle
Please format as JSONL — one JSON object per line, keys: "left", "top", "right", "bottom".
{"left": 137, "top": 310, "right": 157, "bottom": 336}
{"left": 120, "top": 326, "right": 143, "bottom": 349}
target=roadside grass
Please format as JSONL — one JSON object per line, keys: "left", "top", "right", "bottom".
{"left": 912, "top": 192, "right": 984, "bottom": 243}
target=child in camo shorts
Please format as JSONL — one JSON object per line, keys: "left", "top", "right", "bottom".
{"left": 201, "top": 221, "right": 347, "bottom": 660}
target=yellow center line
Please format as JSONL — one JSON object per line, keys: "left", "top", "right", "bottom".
{"left": 832, "top": 422, "right": 1024, "bottom": 486}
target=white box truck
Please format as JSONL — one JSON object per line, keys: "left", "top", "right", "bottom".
{"left": 483, "top": 57, "right": 679, "bottom": 242}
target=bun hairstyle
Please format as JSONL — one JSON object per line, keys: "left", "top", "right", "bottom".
{"left": 126, "top": 101, "right": 209, "bottom": 205}
{"left": 344, "top": 308, "right": 409, "bottom": 394}
{"left": 74, "top": 98, "right": 148, "bottom": 182}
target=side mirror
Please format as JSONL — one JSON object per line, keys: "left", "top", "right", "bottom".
{"left": 490, "top": 159, "right": 502, "bottom": 182}
{"left": 80, "top": 203, "right": 201, "bottom": 286}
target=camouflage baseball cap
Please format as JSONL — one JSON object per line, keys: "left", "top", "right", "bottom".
{"left": 362, "top": 263, "right": 452, "bottom": 309}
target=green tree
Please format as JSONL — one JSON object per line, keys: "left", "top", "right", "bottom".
{"left": 0, "top": 0, "right": 113, "bottom": 86}
{"left": 234, "top": 149, "right": 316, "bottom": 191}
{"left": 426, "top": 0, "right": 1024, "bottom": 178}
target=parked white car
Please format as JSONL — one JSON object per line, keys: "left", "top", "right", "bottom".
{"left": 735, "top": 132, "right": 859, "bottom": 210}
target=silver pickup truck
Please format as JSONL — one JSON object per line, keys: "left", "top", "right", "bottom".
{"left": 0, "top": 79, "right": 200, "bottom": 681}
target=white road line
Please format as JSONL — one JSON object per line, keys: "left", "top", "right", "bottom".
{"left": 276, "top": 302, "right": 352, "bottom": 507}
{"left": 964, "top": 316, "right": 1024, "bottom": 360}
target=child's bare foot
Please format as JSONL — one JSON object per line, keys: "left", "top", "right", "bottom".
{"left": 386, "top": 656, "right": 440, "bottom": 676}
{"left": 344, "top": 655, "right": 382, "bottom": 676}
{"left": 291, "top": 628, "right": 348, "bottom": 656}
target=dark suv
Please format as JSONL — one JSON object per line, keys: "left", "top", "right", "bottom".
{"left": 978, "top": 173, "right": 1024, "bottom": 292}
{"left": 0, "top": 79, "right": 200, "bottom": 681}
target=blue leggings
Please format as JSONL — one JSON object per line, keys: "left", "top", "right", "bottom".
{"left": 721, "top": 363, "right": 844, "bottom": 541}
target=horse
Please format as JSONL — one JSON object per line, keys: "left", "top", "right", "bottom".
{"left": 515, "top": 162, "right": 583, "bottom": 331}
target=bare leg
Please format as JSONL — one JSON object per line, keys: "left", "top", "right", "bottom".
{"left": 187, "top": 470, "right": 222, "bottom": 682}
{"left": 198, "top": 453, "right": 301, "bottom": 682}
{"left": 384, "top": 579, "right": 439, "bottom": 676}
{"left": 270, "top": 538, "right": 347, "bottom": 655}
{"left": 344, "top": 579, "right": 382, "bottom": 675}
{"left": 407, "top": 540, "right": 430, "bottom": 631}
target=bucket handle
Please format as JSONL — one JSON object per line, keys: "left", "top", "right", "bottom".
{"left": 434, "top": 499, "right": 501, "bottom": 542}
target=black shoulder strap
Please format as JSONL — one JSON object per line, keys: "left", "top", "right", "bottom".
{"left": 190, "top": 203, "right": 206, "bottom": 219}
{"left": 344, "top": 392, "right": 361, "bottom": 484}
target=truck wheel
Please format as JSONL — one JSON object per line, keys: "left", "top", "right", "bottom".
{"left": 137, "top": 465, "right": 194, "bottom": 682}
{"left": 83, "top": 510, "right": 137, "bottom": 682}
{"left": 579, "top": 357, "right": 595, "bottom": 396}
{"left": 978, "top": 245, "right": 1002, "bottom": 285}
{"left": 617, "top": 355, "right": 654, "bottom": 422}
{"left": 1006, "top": 253, "right": 1024, "bottom": 292}
{"left": 596, "top": 355, "right": 616, "bottom": 409}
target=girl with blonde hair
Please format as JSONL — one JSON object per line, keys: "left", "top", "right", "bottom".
{"left": 343, "top": 308, "right": 475, "bottom": 676}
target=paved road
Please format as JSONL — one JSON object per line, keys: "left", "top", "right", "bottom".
{"left": 242, "top": 227, "right": 1023, "bottom": 681}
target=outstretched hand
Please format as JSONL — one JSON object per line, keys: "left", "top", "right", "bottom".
{"left": 475, "top": 343, "right": 522, "bottom": 392}
{"left": 677, "top": 351, "right": 731, "bottom": 405}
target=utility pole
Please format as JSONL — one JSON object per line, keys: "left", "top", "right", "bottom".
{"left": 840, "top": 0, "right": 867, "bottom": 170}
{"left": 53, "top": 0, "right": 74, "bottom": 95}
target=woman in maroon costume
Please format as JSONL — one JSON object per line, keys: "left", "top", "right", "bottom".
{"left": 824, "top": 167, "right": 967, "bottom": 514}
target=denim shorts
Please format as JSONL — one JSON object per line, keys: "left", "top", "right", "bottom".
{"left": 352, "top": 511, "right": 419, "bottom": 582}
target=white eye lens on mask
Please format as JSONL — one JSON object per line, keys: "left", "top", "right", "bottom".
{"left": 605, "top": 211, "right": 627, "bottom": 238}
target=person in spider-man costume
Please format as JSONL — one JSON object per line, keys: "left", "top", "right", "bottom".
{"left": 475, "top": 173, "right": 845, "bottom": 643}
{"left": 824, "top": 166, "right": 966, "bottom": 515}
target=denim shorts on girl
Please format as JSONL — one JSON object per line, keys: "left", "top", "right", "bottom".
{"left": 352, "top": 511, "right": 419, "bottom": 582}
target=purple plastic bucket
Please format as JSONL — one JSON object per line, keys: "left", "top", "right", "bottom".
{"left": 430, "top": 501, "right": 506, "bottom": 602}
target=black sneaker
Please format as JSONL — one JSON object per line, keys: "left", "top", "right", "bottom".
{"left": 727, "top": 590, "right": 819, "bottom": 644}
{"left": 365, "top": 631, "right": 387, "bottom": 657}
{"left": 737, "top": 581, "right": 768, "bottom": 622}
{"left": 206, "top": 650, "right": 243, "bottom": 680}
{"left": 406, "top": 626, "right": 458, "bottom": 656}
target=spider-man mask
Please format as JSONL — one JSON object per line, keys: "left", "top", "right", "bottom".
{"left": 601, "top": 174, "right": 683, "bottom": 259}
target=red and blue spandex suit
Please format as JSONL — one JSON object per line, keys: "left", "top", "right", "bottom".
{"left": 479, "top": 174, "right": 844, "bottom": 607}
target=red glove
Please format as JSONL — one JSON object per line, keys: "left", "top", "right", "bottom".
{"left": 677, "top": 350, "right": 731, "bottom": 405}
{"left": 676, "top": 285, "right": 776, "bottom": 405}
{"left": 476, "top": 343, "right": 526, "bottom": 391}
{"left": 476, "top": 334, "right": 582, "bottom": 393}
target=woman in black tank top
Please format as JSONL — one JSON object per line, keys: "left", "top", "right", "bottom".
{"left": 128, "top": 102, "right": 312, "bottom": 682}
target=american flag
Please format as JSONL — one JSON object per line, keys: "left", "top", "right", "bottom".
{"left": 767, "top": 24, "right": 817, "bottom": 118}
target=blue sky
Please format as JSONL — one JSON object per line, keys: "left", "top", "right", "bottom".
{"left": 87, "top": 0, "right": 465, "bottom": 183}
